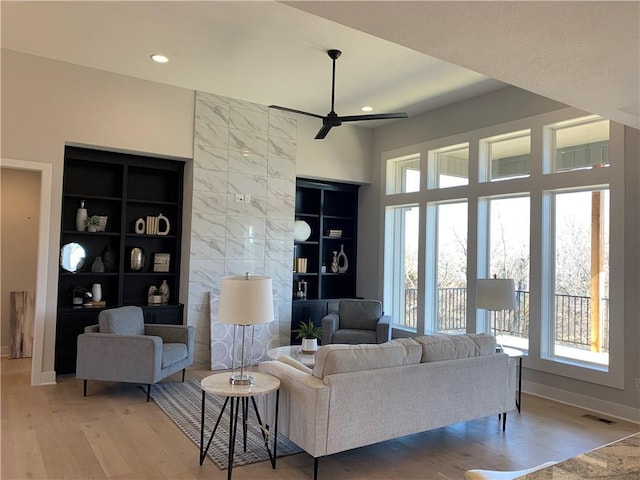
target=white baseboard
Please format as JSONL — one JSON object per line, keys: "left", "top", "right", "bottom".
{"left": 35, "top": 371, "right": 57, "bottom": 386}
{"left": 523, "top": 380, "right": 640, "bottom": 424}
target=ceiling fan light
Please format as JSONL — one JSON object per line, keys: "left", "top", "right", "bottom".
{"left": 150, "top": 54, "right": 169, "bottom": 63}
{"left": 361, "top": 106, "right": 373, "bottom": 112}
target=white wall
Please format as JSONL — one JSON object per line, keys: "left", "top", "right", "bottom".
{"left": 1, "top": 49, "right": 372, "bottom": 380}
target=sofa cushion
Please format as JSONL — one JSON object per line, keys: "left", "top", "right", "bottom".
{"left": 162, "top": 343, "right": 188, "bottom": 368}
{"left": 313, "top": 338, "right": 421, "bottom": 378}
{"left": 415, "top": 333, "right": 496, "bottom": 362}
{"left": 98, "top": 306, "right": 144, "bottom": 335}
{"left": 338, "top": 299, "right": 383, "bottom": 330}
{"left": 332, "top": 329, "right": 377, "bottom": 344}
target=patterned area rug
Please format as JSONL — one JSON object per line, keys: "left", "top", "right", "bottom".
{"left": 149, "top": 380, "right": 302, "bottom": 469}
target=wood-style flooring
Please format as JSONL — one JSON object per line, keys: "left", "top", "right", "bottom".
{"left": 2, "top": 357, "right": 637, "bottom": 479}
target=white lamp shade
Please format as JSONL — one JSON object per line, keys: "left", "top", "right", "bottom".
{"left": 218, "top": 275, "right": 274, "bottom": 326}
{"left": 476, "top": 279, "right": 517, "bottom": 310}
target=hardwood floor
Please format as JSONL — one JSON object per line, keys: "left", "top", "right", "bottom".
{"left": 2, "top": 357, "right": 637, "bottom": 479}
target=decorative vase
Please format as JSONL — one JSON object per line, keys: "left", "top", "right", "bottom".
{"left": 293, "top": 220, "right": 312, "bottom": 242}
{"left": 337, "top": 244, "right": 349, "bottom": 273}
{"left": 76, "top": 200, "right": 87, "bottom": 231}
{"left": 102, "top": 245, "right": 116, "bottom": 272}
{"left": 91, "top": 283, "right": 102, "bottom": 302}
{"left": 91, "top": 256, "right": 105, "bottom": 273}
{"left": 301, "top": 338, "right": 318, "bottom": 354}
{"left": 160, "top": 280, "right": 170, "bottom": 304}
{"left": 331, "top": 251, "right": 339, "bottom": 273}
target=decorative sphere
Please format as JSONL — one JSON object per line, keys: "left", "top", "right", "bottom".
{"left": 293, "top": 220, "right": 311, "bottom": 242}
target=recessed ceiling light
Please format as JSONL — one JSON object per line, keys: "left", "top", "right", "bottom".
{"left": 361, "top": 106, "right": 374, "bottom": 112}
{"left": 151, "top": 54, "right": 169, "bottom": 64}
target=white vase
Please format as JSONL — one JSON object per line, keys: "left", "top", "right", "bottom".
{"left": 337, "top": 244, "right": 348, "bottom": 273}
{"left": 76, "top": 201, "right": 87, "bottom": 231}
{"left": 160, "top": 280, "right": 170, "bottom": 304}
{"left": 301, "top": 338, "right": 318, "bottom": 353}
{"left": 91, "top": 283, "right": 102, "bottom": 302}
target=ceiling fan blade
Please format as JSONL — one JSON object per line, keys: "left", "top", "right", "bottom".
{"left": 269, "top": 105, "right": 324, "bottom": 119}
{"left": 339, "top": 112, "right": 408, "bottom": 122}
{"left": 315, "top": 124, "right": 333, "bottom": 139}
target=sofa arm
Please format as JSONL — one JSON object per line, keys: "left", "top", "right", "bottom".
{"left": 259, "top": 360, "right": 330, "bottom": 457}
{"left": 376, "top": 315, "right": 392, "bottom": 343}
{"left": 322, "top": 313, "right": 340, "bottom": 344}
{"left": 145, "top": 324, "right": 195, "bottom": 365}
{"left": 76, "top": 333, "right": 162, "bottom": 384}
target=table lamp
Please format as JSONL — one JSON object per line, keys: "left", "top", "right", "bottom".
{"left": 218, "top": 273, "right": 274, "bottom": 385}
{"left": 476, "top": 278, "right": 517, "bottom": 352}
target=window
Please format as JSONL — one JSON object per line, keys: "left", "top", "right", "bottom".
{"left": 547, "top": 117, "right": 610, "bottom": 173}
{"left": 382, "top": 111, "right": 620, "bottom": 385}
{"left": 483, "top": 196, "right": 530, "bottom": 350}
{"left": 384, "top": 205, "right": 419, "bottom": 329}
{"left": 428, "top": 144, "right": 469, "bottom": 188}
{"left": 547, "top": 188, "right": 609, "bottom": 365}
{"left": 386, "top": 154, "right": 420, "bottom": 194}
{"left": 428, "top": 201, "right": 468, "bottom": 333}
{"left": 480, "top": 130, "right": 531, "bottom": 181}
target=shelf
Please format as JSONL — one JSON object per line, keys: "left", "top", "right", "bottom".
{"left": 56, "top": 146, "right": 185, "bottom": 375}
{"left": 322, "top": 236, "right": 353, "bottom": 241}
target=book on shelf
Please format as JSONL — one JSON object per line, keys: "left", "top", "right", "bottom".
{"left": 327, "top": 229, "right": 342, "bottom": 238}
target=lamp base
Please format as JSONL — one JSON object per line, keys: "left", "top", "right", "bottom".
{"left": 229, "top": 374, "right": 254, "bottom": 386}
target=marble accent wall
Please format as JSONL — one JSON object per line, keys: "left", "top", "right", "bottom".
{"left": 189, "top": 91, "right": 297, "bottom": 368}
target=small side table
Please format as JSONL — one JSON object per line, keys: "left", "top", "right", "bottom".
{"left": 199, "top": 372, "right": 280, "bottom": 479}
{"left": 502, "top": 346, "right": 524, "bottom": 412}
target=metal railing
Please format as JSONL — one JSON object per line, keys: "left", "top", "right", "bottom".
{"left": 402, "top": 287, "right": 609, "bottom": 352}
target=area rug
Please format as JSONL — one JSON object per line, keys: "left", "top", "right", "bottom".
{"left": 149, "top": 380, "right": 302, "bottom": 469}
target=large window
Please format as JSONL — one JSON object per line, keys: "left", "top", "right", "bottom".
{"left": 384, "top": 205, "right": 419, "bottom": 329}
{"left": 382, "top": 111, "right": 621, "bottom": 385}
{"left": 547, "top": 188, "right": 609, "bottom": 365}
{"left": 428, "top": 201, "right": 468, "bottom": 333}
{"left": 484, "top": 196, "right": 530, "bottom": 350}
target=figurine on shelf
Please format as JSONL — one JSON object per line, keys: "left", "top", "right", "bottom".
{"left": 337, "top": 244, "right": 349, "bottom": 273}
{"left": 76, "top": 200, "right": 87, "bottom": 232}
{"left": 331, "top": 251, "right": 339, "bottom": 273}
{"left": 160, "top": 280, "right": 170, "bottom": 304}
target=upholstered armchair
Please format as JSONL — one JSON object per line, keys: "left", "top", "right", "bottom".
{"left": 76, "top": 306, "right": 194, "bottom": 401}
{"left": 322, "top": 299, "right": 392, "bottom": 345}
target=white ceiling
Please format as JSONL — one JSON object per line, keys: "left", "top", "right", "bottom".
{"left": 2, "top": 1, "right": 638, "bottom": 132}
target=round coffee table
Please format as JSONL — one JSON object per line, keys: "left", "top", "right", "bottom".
{"left": 266, "top": 345, "right": 316, "bottom": 367}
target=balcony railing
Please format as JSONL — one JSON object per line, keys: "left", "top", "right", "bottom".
{"left": 402, "top": 287, "right": 609, "bottom": 352}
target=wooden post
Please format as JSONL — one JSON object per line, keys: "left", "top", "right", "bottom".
{"left": 590, "top": 192, "right": 604, "bottom": 352}
{"left": 10, "top": 291, "right": 35, "bottom": 358}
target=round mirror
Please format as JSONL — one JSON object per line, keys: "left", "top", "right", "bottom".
{"left": 60, "top": 242, "right": 86, "bottom": 272}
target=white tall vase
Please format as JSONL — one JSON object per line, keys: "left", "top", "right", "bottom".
{"left": 91, "top": 283, "right": 102, "bottom": 302}
{"left": 76, "top": 200, "right": 87, "bottom": 231}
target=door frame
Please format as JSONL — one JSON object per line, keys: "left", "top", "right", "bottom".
{"left": 1, "top": 158, "right": 52, "bottom": 386}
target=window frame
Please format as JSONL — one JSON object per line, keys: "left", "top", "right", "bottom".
{"left": 380, "top": 107, "right": 625, "bottom": 389}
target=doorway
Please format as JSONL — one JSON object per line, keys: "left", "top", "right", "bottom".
{"left": 1, "top": 159, "right": 52, "bottom": 386}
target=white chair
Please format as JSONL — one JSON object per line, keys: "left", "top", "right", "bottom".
{"left": 464, "top": 461, "right": 557, "bottom": 479}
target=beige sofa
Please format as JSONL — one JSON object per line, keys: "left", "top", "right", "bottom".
{"left": 259, "top": 333, "right": 516, "bottom": 479}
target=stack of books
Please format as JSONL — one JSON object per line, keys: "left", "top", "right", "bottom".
{"left": 327, "top": 229, "right": 342, "bottom": 238}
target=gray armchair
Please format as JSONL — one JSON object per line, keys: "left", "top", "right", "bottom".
{"left": 76, "top": 306, "right": 194, "bottom": 401}
{"left": 322, "top": 299, "right": 392, "bottom": 344}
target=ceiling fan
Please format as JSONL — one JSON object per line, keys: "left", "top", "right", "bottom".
{"left": 270, "top": 49, "right": 408, "bottom": 139}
